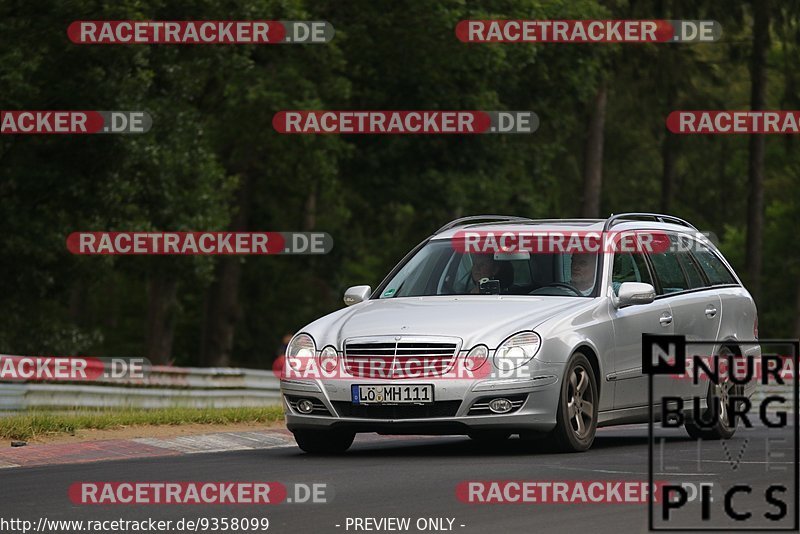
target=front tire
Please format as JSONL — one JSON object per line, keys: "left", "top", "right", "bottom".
{"left": 293, "top": 429, "right": 355, "bottom": 454}
{"left": 545, "top": 353, "right": 598, "bottom": 452}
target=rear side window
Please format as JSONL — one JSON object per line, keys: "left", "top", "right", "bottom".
{"left": 692, "top": 244, "right": 737, "bottom": 285}
{"left": 676, "top": 249, "right": 707, "bottom": 289}
{"left": 649, "top": 250, "right": 689, "bottom": 294}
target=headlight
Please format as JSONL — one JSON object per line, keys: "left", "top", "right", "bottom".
{"left": 493, "top": 332, "right": 541, "bottom": 370}
{"left": 463, "top": 345, "right": 489, "bottom": 372}
{"left": 318, "top": 345, "right": 339, "bottom": 372}
{"left": 286, "top": 333, "right": 316, "bottom": 371}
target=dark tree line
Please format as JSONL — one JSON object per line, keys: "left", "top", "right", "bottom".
{"left": 0, "top": 0, "right": 798, "bottom": 368}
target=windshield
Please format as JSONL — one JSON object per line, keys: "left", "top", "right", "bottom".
{"left": 378, "top": 239, "right": 599, "bottom": 298}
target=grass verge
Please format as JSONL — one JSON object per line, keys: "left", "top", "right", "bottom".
{"left": 0, "top": 406, "right": 284, "bottom": 441}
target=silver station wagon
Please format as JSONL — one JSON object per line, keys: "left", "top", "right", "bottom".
{"left": 281, "top": 213, "right": 759, "bottom": 453}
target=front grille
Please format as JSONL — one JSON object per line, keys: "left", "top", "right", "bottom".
{"left": 344, "top": 338, "right": 460, "bottom": 378}
{"left": 332, "top": 401, "right": 462, "bottom": 419}
{"left": 468, "top": 394, "right": 528, "bottom": 416}
{"left": 285, "top": 395, "right": 333, "bottom": 416}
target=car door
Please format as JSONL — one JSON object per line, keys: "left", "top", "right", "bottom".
{"left": 673, "top": 236, "right": 723, "bottom": 344}
{"left": 692, "top": 241, "right": 742, "bottom": 336}
{"left": 648, "top": 235, "right": 720, "bottom": 400}
{"left": 609, "top": 250, "right": 675, "bottom": 410}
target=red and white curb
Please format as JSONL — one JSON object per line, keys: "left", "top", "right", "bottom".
{"left": 0, "top": 431, "right": 462, "bottom": 469}
{"left": 0, "top": 429, "right": 295, "bottom": 469}
{"left": 132, "top": 430, "right": 294, "bottom": 454}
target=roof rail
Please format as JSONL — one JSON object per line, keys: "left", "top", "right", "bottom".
{"left": 435, "top": 215, "right": 535, "bottom": 234}
{"left": 603, "top": 212, "right": 697, "bottom": 232}
{"left": 511, "top": 218, "right": 605, "bottom": 225}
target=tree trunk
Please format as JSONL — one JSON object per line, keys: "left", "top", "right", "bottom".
{"left": 717, "top": 138, "right": 730, "bottom": 213}
{"left": 199, "top": 257, "right": 242, "bottom": 367}
{"left": 661, "top": 132, "right": 676, "bottom": 213}
{"left": 794, "top": 279, "right": 800, "bottom": 339}
{"left": 145, "top": 269, "right": 177, "bottom": 365}
{"left": 581, "top": 84, "right": 607, "bottom": 218}
{"left": 745, "top": 0, "right": 770, "bottom": 303}
{"left": 304, "top": 182, "right": 317, "bottom": 231}
{"left": 661, "top": 80, "right": 677, "bottom": 213}
{"left": 68, "top": 280, "right": 86, "bottom": 325}
{"left": 199, "top": 175, "right": 251, "bottom": 367}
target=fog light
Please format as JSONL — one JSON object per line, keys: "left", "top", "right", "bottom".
{"left": 296, "top": 399, "right": 315, "bottom": 414}
{"left": 488, "top": 398, "right": 513, "bottom": 414}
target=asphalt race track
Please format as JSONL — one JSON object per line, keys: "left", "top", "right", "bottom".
{"left": 0, "top": 423, "right": 795, "bottom": 534}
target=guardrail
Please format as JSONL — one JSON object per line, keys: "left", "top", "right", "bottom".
{"left": 0, "top": 364, "right": 791, "bottom": 412}
{"left": 752, "top": 384, "right": 794, "bottom": 412}
{"left": 0, "top": 366, "right": 282, "bottom": 411}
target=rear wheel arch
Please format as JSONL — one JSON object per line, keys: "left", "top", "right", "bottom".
{"left": 716, "top": 337, "right": 743, "bottom": 357}
{"left": 722, "top": 341, "right": 742, "bottom": 356}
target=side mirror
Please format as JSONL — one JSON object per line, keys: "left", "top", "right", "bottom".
{"left": 343, "top": 285, "right": 371, "bottom": 306}
{"left": 614, "top": 282, "right": 656, "bottom": 308}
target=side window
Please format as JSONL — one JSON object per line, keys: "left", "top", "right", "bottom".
{"left": 449, "top": 253, "right": 474, "bottom": 293}
{"left": 611, "top": 252, "right": 653, "bottom": 296}
{"left": 649, "top": 250, "right": 690, "bottom": 294}
{"left": 692, "top": 245, "right": 737, "bottom": 285}
{"left": 436, "top": 251, "right": 463, "bottom": 294}
{"left": 381, "top": 246, "right": 452, "bottom": 298}
{"left": 676, "top": 249, "right": 707, "bottom": 289}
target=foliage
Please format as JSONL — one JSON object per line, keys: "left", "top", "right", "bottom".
{"left": 0, "top": 0, "right": 797, "bottom": 366}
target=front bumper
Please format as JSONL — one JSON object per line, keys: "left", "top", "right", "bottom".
{"left": 281, "top": 362, "right": 564, "bottom": 435}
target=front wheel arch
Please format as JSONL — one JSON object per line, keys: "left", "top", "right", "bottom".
{"left": 572, "top": 344, "right": 601, "bottom": 399}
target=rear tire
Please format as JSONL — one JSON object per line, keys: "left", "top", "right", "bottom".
{"left": 545, "top": 353, "right": 598, "bottom": 452}
{"left": 685, "top": 346, "right": 742, "bottom": 440}
{"left": 293, "top": 429, "right": 355, "bottom": 454}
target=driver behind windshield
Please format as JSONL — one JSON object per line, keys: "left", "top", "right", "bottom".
{"left": 468, "top": 253, "right": 500, "bottom": 294}
{"left": 569, "top": 253, "right": 596, "bottom": 295}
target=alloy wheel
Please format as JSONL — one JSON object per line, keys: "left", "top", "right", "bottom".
{"left": 567, "top": 365, "right": 595, "bottom": 439}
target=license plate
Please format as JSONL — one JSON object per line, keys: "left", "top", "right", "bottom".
{"left": 352, "top": 384, "right": 434, "bottom": 404}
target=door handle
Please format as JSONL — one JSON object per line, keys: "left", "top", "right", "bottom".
{"left": 705, "top": 305, "right": 718, "bottom": 318}
{"left": 659, "top": 313, "right": 673, "bottom": 326}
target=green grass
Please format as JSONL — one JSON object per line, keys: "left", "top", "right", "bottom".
{"left": 0, "top": 406, "right": 284, "bottom": 441}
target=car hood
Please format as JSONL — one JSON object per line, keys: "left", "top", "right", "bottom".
{"left": 304, "top": 296, "right": 590, "bottom": 350}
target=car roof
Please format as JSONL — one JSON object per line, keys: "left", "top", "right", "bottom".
{"left": 432, "top": 218, "right": 702, "bottom": 241}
